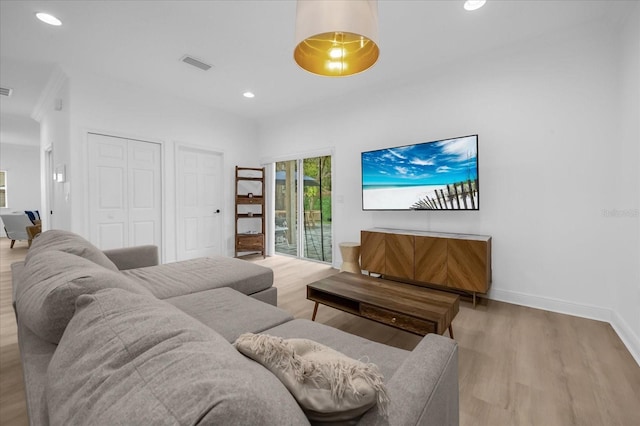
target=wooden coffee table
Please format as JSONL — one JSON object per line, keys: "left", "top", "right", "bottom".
{"left": 307, "top": 272, "right": 459, "bottom": 337}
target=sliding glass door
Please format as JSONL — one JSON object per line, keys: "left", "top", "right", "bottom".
{"left": 275, "top": 160, "right": 298, "bottom": 256}
{"left": 274, "top": 155, "right": 332, "bottom": 263}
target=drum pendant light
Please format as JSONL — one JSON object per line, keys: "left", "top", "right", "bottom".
{"left": 294, "top": 0, "right": 379, "bottom": 77}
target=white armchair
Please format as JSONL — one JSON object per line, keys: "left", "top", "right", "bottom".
{"left": 1, "top": 214, "right": 40, "bottom": 248}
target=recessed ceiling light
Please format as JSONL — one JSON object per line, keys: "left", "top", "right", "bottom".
{"left": 36, "top": 12, "right": 62, "bottom": 26}
{"left": 243, "top": 92, "right": 255, "bottom": 99}
{"left": 464, "top": 0, "right": 486, "bottom": 11}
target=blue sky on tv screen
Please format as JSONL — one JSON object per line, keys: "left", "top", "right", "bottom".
{"left": 362, "top": 135, "right": 478, "bottom": 187}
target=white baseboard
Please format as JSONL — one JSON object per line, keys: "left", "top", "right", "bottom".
{"left": 488, "top": 288, "right": 612, "bottom": 322}
{"left": 488, "top": 288, "right": 639, "bottom": 367}
{"left": 610, "top": 311, "right": 640, "bottom": 367}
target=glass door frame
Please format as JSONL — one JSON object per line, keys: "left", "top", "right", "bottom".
{"left": 264, "top": 148, "right": 334, "bottom": 264}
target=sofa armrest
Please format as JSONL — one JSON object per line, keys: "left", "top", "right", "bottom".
{"left": 103, "top": 245, "right": 159, "bottom": 270}
{"left": 359, "top": 334, "right": 459, "bottom": 426}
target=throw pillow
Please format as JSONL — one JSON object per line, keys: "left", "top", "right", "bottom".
{"left": 24, "top": 210, "right": 40, "bottom": 224}
{"left": 234, "top": 332, "right": 389, "bottom": 423}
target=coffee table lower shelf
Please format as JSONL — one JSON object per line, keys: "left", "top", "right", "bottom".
{"left": 307, "top": 272, "right": 459, "bottom": 338}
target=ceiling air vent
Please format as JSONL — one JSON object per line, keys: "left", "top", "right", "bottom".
{"left": 0, "top": 87, "right": 13, "bottom": 97}
{"left": 181, "top": 55, "right": 212, "bottom": 71}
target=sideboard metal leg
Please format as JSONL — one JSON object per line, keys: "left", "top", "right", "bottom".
{"left": 311, "top": 302, "right": 319, "bottom": 321}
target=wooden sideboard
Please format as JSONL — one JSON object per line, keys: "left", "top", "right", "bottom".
{"left": 361, "top": 228, "right": 492, "bottom": 304}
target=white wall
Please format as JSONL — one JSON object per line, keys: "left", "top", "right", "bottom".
{"left": 39, "top": 75, "right": 71, "bottom": 231}
{"left": 62, "top": 70, "right": 259, "bottom": 261}
{"left": 258, "top": 21, "right": 639, "bottom": 361}
{"left": 0, "top": 143, "right": 40, "bottom": 230}
{"left": 611, "top": 2, "right": 640, "bottom": 363}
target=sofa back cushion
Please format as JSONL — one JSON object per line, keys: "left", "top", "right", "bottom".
{"left": 25, "top": 229, "right": 119, "bottom": 271}
{"left": 16, "top": 250, "right": 153, "bottom": 344}
{"left": 46, "top": 288, "right": 310, "bottom": 426}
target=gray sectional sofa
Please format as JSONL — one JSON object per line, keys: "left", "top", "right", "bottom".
{"left": 12, "top": 230, "right": 459, "bottom": 425}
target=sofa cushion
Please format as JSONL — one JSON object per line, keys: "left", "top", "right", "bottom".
{"left": 166, "top": 287, "right": 293, "bottom": 342}
{"left": 235, "top": 333, "right": 389, "bottom": 423}
{"left": 25, "top": 229, "right": 119, "bottom": 271}
{"left": 121, "top": 256, "right": 273, "bottom": 299}
{"left": 16, "top": 250, "right": 152, "bottom": 344}
{"left": 46, "top": 288, "right": 310, "bottom": 426}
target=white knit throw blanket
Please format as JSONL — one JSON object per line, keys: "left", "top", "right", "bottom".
{"left": 234, "top": 333, "right": 389, "bottom": 421}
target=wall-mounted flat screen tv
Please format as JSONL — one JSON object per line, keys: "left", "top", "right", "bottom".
{"left": 361, "top": 134, "right": 479, "bottom": 210}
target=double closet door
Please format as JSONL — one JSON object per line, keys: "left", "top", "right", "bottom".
{"left": 88, "top": 133, "right": 162, "bottom": 250}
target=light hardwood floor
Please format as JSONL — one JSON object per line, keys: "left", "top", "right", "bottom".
{"left": 1, "top": 238, "right": 639, "bottom": 425}
{"left": 0, "top": 238, "right": 28, "bottom": 425}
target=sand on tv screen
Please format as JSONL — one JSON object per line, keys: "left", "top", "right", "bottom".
{"left": 361, "top": 134, "right": 479, "bottom": 211}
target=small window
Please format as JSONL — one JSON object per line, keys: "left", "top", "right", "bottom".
{"left": 0, "top": 170, "right": 6, "bottom": 208}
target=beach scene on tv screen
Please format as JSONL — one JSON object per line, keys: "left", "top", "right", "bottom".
{"left": 362, "top": 135, "right": 479, "bottom": 210}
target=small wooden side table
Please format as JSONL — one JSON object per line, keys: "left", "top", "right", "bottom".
{"left": 339, "top": 242, "right": 361, "bottom": 274}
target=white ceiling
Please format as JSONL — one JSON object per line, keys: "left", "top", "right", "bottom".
{"left": 0, "top": 0, "right": 632, "bottom": 146}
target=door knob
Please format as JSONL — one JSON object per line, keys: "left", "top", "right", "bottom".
{"left": 214, "top": 209, "right": 220, "bottom": 214}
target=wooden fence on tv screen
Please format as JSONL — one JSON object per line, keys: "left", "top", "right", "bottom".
{"left": 411, "top": 179, "right": 478, "bottom": 210}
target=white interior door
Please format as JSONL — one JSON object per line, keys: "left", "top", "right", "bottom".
{"left": 176, "top": 146, "right": 223, "bottom": 260}
{"left": 128, "top": 140, "right": 162, "bottom": 246}
{"left": 88, "top": 133, "right": 162, "bottom": 250}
